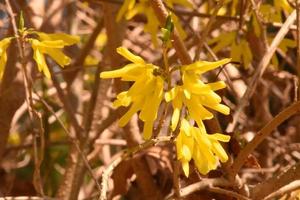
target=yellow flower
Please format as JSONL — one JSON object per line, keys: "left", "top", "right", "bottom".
{"left": 176, "top": 119, "right": 230, "bottom": 177}
{"left": 116, "top": 0, "right": 192, "bottom": 46}
{"left": 29, "top": 32, "right": 79, "bottom": 78}
{"left": 269, "top": 38, "right": 296, "bottom": 69}
{"left": 208, "top": 32, "right": 252, "bottom": 69}
{"left": 100, "top": 47, "right": 164, "bottom": 140}
{"left": 0, "top": 37, "right": 13, "bottom": 78}
{"left": 165, "top": 58, "right": 231, "bottom": 131}
{"left": 176, "top": 119, "right": 194, "bottom": 176}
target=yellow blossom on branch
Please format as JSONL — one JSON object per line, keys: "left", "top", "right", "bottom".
{"left": 116, "top": 0, "right": 193, "bottom": 46}
{"left": 176, "top": 119, "right": 230, "bottom": 176}
{"left": 0, "top": 37, "right": 13, "bottom": 79}
{"left": 100, "top": 47, "right": 164, "bottom": 140}
{"left": 165, "top": 58, "right": 231, "bottom": 131}
{"left": 208, "top": 32, "right": 252, "bottom": 69}
{"left": 29, "top": 32, "right": 80, "bottom": 78}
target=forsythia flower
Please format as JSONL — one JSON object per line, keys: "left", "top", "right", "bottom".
{"left": 29, "top": 32, "right": 79, "bottom": 78}
{"left": 116, "top": 0, "right": 193, "bottom": 46}
{"left": 100, "top": 47, "right": 164, "bottom": 140}
{"left": 176, "top": 119, "right": 230, "bottom": 176}
{"left": 208, "top": 32, "right": 252, "bottom": 69}
{"left": 0, "top": 37, "right": 13, "bottom": 78}
{"left": 165, "top": 58, "right": 231, "bottom": 131}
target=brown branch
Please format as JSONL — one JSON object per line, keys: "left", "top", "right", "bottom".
{"left": 208, "top": 186, "right": 251, "bottom": 200}
{"left": 48, "top": 66, "right": 84, "bottom": 140}
{"left": 194, "top": 0, "right": 225, "bottom": 61}
{"left": 264, "top": 180, "right": 300, "bottom": 200}
{"left": 226, "top": 10, "right": 297, "bottom": 133}
{"left": 166, "top": 178, "right": 231, "bottom": 199}
{"left": 5, "top": 0, "right": 45, "bottom": 195}
{"left": 297, "top": 0, "right": 300, "bottom": 98}
{"left": 150, "top": 0, "right": 192, "bottom": 64}
{"left": 251, "top": 162, "right": 300, "bottom": 200}
{"left": 99, "top": 136, "right": 173, "bottom": 200}
{"left": 150, "top": 0, "right": 222, "bottom": 135}
{"left": 34, "top": 94, "right": 102, "bottom": 194}
{"left": 229, "top": 101, "right": 300, "bottom": 180}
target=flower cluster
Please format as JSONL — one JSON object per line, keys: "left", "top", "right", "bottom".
{"left": 100, "top": 47, "right": 231, "bottom": 176}
{"left": 176, "top": 119, "right": 230, "bottom": 176}
{"left": 0, "top": 31, "right": 79, "bottom": 79}
{"left": 116, "top": 0, "right": 193, "bottom": 46}
{"left": 100, "top": 47, "right": 164, "bottom": 139}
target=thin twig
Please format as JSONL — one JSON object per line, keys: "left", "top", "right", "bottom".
{"left": 5, "top": 0, "right": 45, "bottom": 195}
{"left": 33, "top": 94, "right": 102, "bottom": 194}
{"left": 229, "top": 101, "right": 300, "bottom": 181}
{"left": 99, "top": 136, "right": 173, "bottom": 200}
{"left": 208, "top": 186, "right": 251, "bottom": 200}
{"left": 297, "top": 0, "right": 300, "bottom": 99}
{"left": 194, "top": 0, "right": 225, "bottom": 61}
{"left": 166, "top": 178, "right": 231, "bottom": 199}
{"left": 251, "top": 162, "right": 300, "bottom": 200}
{"left": 263, "top": 180, "right": 300, "bottom": 200}
{"left": 226, "top": 10, "right": 297, "bottom": 133}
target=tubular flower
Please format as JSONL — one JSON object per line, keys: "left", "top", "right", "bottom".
{"left": 116, "top": 0, "right": 193, "bottom": 46}
{"left": 29, "top": 32, "right": 80, "bottom": 78}
{"left": 0, "top": 37, "right": 13, "bottom": 79}
{"left": 165, "top": 58, "right": 231, "bottom": 131}
{"left": 208, "top": 32, "right": 252, "bottom": 69}
{"left": 176, "top": 119, "right": 230, "bottom": 177}
{"left": 100, "top": 47, "right": 164, "bottom": 140}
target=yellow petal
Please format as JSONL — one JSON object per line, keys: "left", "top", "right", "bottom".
{"left": 209, "top": 104, "right": 230, "bottom": 115}
{"left": 165, "top": 87, "right": 179, "bottom": 102}
{"left": 209, "top": 133, "right": 231, "bottom": 142}
{"left": 182, "top": 72, "right": 211, "bottom": 95}
{"left": 208, "top": 32, "right": 235, "bottom": 53}
{"left": 144, "top": 9, "right": 160, "bottom": 47}
{"left": 113, "top": 91, "right": 132, "bottom": 108}
{"left": 0, "top": 51, "right": 7, "bottom": 78}
{"left": 211, "top": 141, "right": 229, "bottom": 163}
{"left": 199, "top": 91, "right": 222, "bottom": 105}
{"left": 143, "top": 121, "right": 153, "bottom": 140}
{"left": 100, "top": 63, "right": 142, "bottom": 80}
{"left": 36, "top": 32, "right": 80, "bottom": 45}
{"left": 180, "top": 119, "right": 191, "bottom": 136}
{"left": 117, "top": 47, "right": 145, "bottom": 64}
{"left": 139, "top": 77, "right": 164, "bottom": 121}
{"left": 37, "top": 40, "right": 65, "bottom": 48}
{"left": 171, "top": 95, "right": 183, "bottom": 131}
{"left": 182, "top": 145, "right": 191, "bottom": 160}
{"left": 127, "top": 74, "right": 154, "bottom": 99}
{"left": 193, "top": 149, "right": 211, "bottom": 175}
{"left": 182, "top": 161, "right": 190, "bottom": 177}
{"left": 125, "top": 3, "right": 144, "bottom": 19}
{"left": 185, "top": 97, "right": 213, "bottom": 120}
{"left": 0, "top": 37, "right": 12, "bottom": 78}
{"left": 230, "top": 41, "right": 241, "bottom": 63}
{"left": 32, "top": 46, "right": 51, "bottom": 78}
{"left": 207, "top": 81, "right": 226, "bottom": 91}
{"left": 118, "top": 97, "right": 143, "bottom": 127}
{"left": 182, "top": 58, "right": 231, "bottom": 73}
{"left": 241, "top": 40, "right": 252, "bottom": 69}
{"left": 116, "top": 0, "right": 136, "bottom": 22}
{"left": 176, "top": 132, "right": 183, "bottom": 159}
{"left": 44, "top": 48, "right": 71, "bottom": 67}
